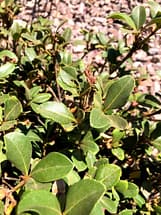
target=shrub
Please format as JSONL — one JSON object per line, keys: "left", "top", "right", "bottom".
{"left": 0, "top": 0, "right": 161, "bottom": 214}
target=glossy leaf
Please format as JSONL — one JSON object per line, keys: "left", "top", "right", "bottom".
{"left": 96, "top": 32, "right": 107, "bottom": 45}
{"left": 90, "top": 108, "right": 128, "bottom": 130}
{"left": 57, "top": 68, "right": 79, "bottom": 96}
{"left": 151, "top": 137, "right": 161, "bottom": 151}
{"left": 90, "top": 108, "right": 110, "bottom": 129}
{"left": 104, "top": 75, "right": 135, "bottom": 111}
{"left": 0, "top": 50, "right": 18, "bottom": 62}
{"left": 4, "top": 96, "right": 23, "bottom": 121}
{"left": 101, "top": 196, "right": 118, "bottom": 214}
{"left": 80, "top": 131, "right": 99, "bottom": 155}
{"left": 0, "top": 62, "right": 16, "bottom": 79}
{"left": 64, "top": 179, "right": 105, "bottom": 215}
{"left": 131, "top": 6, "right": 146, "bottom": 30}
{"left": 0, "top": 201, "right": 4, "bottom": 215}
{"left": 95, "top": 164, "right": 121, "bottom": 189}
{"left": 17, "top": 190, "right": 61, "bottom": 215}
{"left": 115, "top": 180, "right": 128, "bottom": 194}
{"left": 150, "top": 17, "right": 161, "bottom": 27}
{"left": 31, "top": 93, "right": 52, "bottom": 104}
{"left": 25, "top": 178, "right": 51, "bottom": 191}
{"left": 134, "top": 194, "right": 145, "bottom": 208}
{"left": 119, "top": 209, "right": 136, "bottom": 215}
{"left": 4, "top": 132, "right": 32, "bottom": 175}
{"left": 120, "top": 182, "right": 139, "bottom": 198}
{"left": 106, "top": 115, "right": 128, "bottom": 130}
{"left": 25, "top": 47, "right": 36, "bottom": 62}
{"left": 90, "top": 202, "right": 104, "bottom": 215}
{"left": 112, "top": 148, "right": 125, "bottom": 160}
{"left": 63, "top": 170, "right": 80, "bottom": 186}
{"left": 148, "top": 1, "right": 161, "bottom": 18}
{"left": 38, "top": 101, "right": 77, "bottom": 125}
{"left": 31, "top": 152, "right": 73, "bottom": 182}
{"left": 0, "top": 120, "right": 17, "bottom": 131}
{"left": 108, "top": 12, "right": 137, "bottom": 30}
{"left": 62, "top": 27, "right": 72, "bottom": 42}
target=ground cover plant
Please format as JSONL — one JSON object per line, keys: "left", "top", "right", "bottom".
{"left": 1, "top": 0, "right": 161, "bottom": 214}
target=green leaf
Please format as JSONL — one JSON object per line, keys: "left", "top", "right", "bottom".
{"left": 0, "top": 201, "right": 4, "bottom": 215}
{"left": 64, "top": 179, "right": 105, "bottom": 215}
{"left": 80, "top": 131, "right": 99, "bottom": 155}
{"left": 4, "top": 96, "right": 23, "bottom": 121}
{"left": 31, "top": 93, "right": 52, "bottom": 104}
{"left": 104, "top": 75, "right": 135, "bottom": 111}
{"left": 134, "top": 194, "right": 145, "bottom": 208}
{"left": 108, "top": 12, "right": 137, "bottom": 30}
{"left": 31, "top": 152, "right": 73, "bottom": 182}
{"left": 121, "top": 182, "right": 139, "bottom": 198}
{"left": 0, "top": 50, "right": 18, "bottom": 62}
{"left": 90, "top": 202, "right": 104, "bottom": 215}
{"left": 4, "top": 132, "right": 32, "bottom": 175}
{"left": 115, "top": 180, "right": 128, "bottom": 194}
{"left": 62, "top": 28, "right": 72, "bottom": 42}
{"left": 57, "top": 68, "right": 79, "bottom": 96}
{"left": 17, "top": 190, "right": 61, "bottom": 215}
{"left": 95, "top": 164, "right": 121, "bottom": 189}
{"left": 71, "top": 150, "right": 87, "bottom": 172}
{"left": 25, "top": 47, "right": 36, "bottom": 62}
{"left": 148, "top": 17, "right": 161, "bottom": 27}
{"left": 131, "top": 6, "right": 146, "bottom": 30}
{"left": 60, "top": 51, "right": 72, "bottom": 65}
{"left": 63, "top": 170, "right": 81, "bottom": 186}
{"left": 0, "top": 62, "right": 16, "bottom": 79}
{"left": 30, "top": 86, "right": 41, "bottom": 98}
{"left": 119, "top": 209, "right": 136, "bottom": 215}
{"left": 106, "top": 115, "right": 128, "bottom": 130}
{"left": 38, "top": 101, "right": 77, "bottom": 125}
{"left": 90, "top": 108, "right": 128, "bottom": 130}
{"left": 0, "top": 120, "right": 17, "bottom": 131}
{"left": 151, "top": 137, "right": 161, "bottom": 151}
{"left": 25, "top": 178, "right": 51, "bottom": 191}
{"left": 90, "top": 108, "right": 110, "bottom": 129}
{"left": 112, "top": 148, "right": 125, "bottom": 160}
{"left": 101, "top": 196, "right": 118, "bottom": 214}
{"left": 148, "top": 1, "right": 161, "bottom": 18}
{"left": 96, "top": 32, "right": 107, "bottom": 45}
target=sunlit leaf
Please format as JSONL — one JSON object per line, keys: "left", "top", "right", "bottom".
{"left": 90, "top": 202, "right": 104, "bottom": 215}
{"left": 4, "top": 96, "right": 22, "bottom": 121}
{"left": 31, "top": 152, "right": 73, "bottom": 182}
{"left": 95, "top": 164, "right": 121, "bottom": 189}
{"left": 17, "top": 190, "right": 61, "bottom": 215}
{"left": 90, "top": 108, "right": 110, "bottom": 129}
{"left": 90, "top": 108, "right": 128, "bottom": 130}
{"left": 62, "top": 28, "right": 72, "bottom": 42}
{"left": 64, "top": 179, "right": 105, "bottom": 215}
{"left": 31, "top": 93, "right": 52, "bottom": 104}
{"left": 148, "top": 1, "right": 161, "bottom": 18}
{"left": 4, "top": 132, "right": 32, "bottom": 175}
{"left": 131, "top": 6, "right": 146, "bottom": 30}
{"left": 101, "top": 196, "right": 119, "bottom": 214}
{"left": 112, "top": 148, "right": 125, "bottom": 160}
{"left": 37, "top": 101, "right": 77, "bottom": 125}
{"left": 0, "top": 50, "right": 18, "bottom": 62}
{"left": 80, "top": 131, "right": 99, "bottom": 155}
{"left": 104, "top": 75, "right": 135, "bottom": 111}
{"left": 108, "top": 12, "right": 137, "bottom": 30}
{"left": 0, "top": 63, "right": 16, "bottom": 79}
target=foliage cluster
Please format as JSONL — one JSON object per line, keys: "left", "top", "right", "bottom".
{"left": 0, "top": 0, "right": 161, "bottom": 214}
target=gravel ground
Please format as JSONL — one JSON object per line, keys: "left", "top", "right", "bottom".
{"left": 17, "top": 0, "right": 161, "bottom": 96}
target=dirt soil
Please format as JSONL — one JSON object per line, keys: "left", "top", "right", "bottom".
{"left": 17, "top": 0, "right": 161, "bottom": 97}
